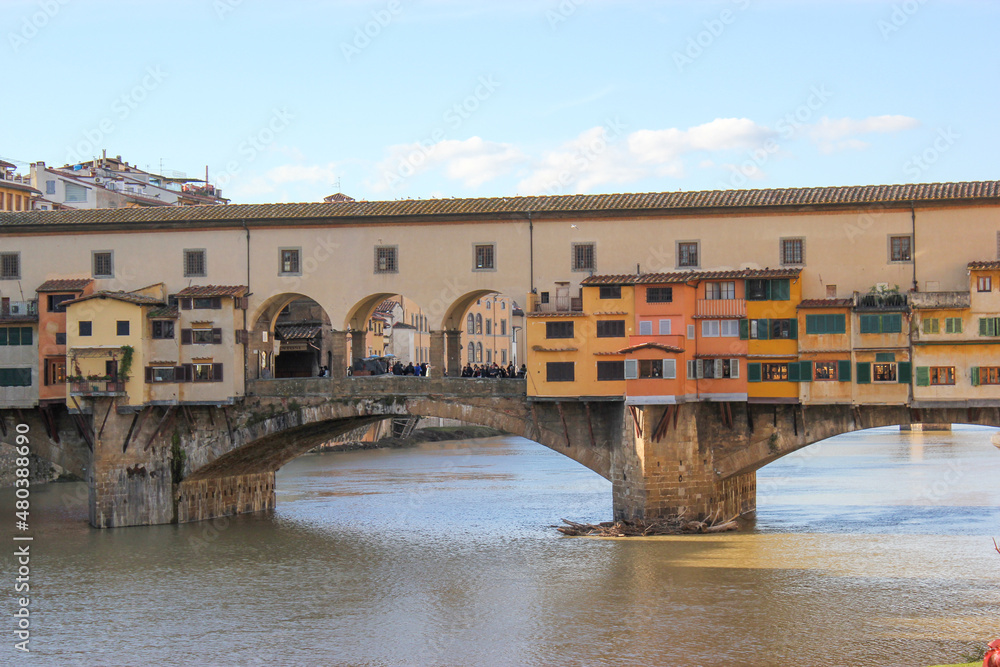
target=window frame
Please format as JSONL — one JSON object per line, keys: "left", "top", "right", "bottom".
{"left": 929, "top": 366, "right": 955, "bottom": 385}
{"left": 546, "top": 361, "right": 575, "bottom": 382}
{"left": 116, "top": 320, "right": 130, "bottom": 336}
{"left": 978, "top": 276, "right": 992, "bottom": 292}
{"left": 151, "top": 320, "right": 175, "bottom": 339}
{"left": 646, "top": 287, "right": 673, "bottom": 303}
{"left": 598, "top": 285, "right": 621, "bottom": 300}
{"left": 888, "top": 234, "right": 913, "bottom": 263}
{"left": 473, "top": 243, "right": 496, "bottom": 271}
{"left": 813, "top": 361, "right": 838, "bottom": 381}
{"left": 374, "top": 245, "right": 398, "bottom": 274}
{"left": 872, "top": 362, "right": 898, "bottom": 383}
{"left": 184, "top": 249, "right": 207, "bottom": 277}
{"left": 0, "top": 252, "right": 20, "bottom": 280}
{"left": 676, "top": 240, "right": 699, "bottom": 269}
{"left": 596, "top": 360, "right": 624, "bottom": 381}
{"left": 595, "top": 320, "right": 625, "bottom": 338}
{"left": 545, "top": 321, "right": 574, "bottom": 339}
{"left": 92, "top": 250, "right": 114, "bottom": 279}
{"left": 571, "top": 242, "right": 596, "bottom": 273}
{"left": 780, "top": 237, "right": 805, "bottom": 266}
{"left": 279, "top": 247, "right": 302, "bottom": 276}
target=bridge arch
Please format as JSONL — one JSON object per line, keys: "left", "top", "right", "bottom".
{"left": 249, "top": 292, "right": 335, "bottom": 379}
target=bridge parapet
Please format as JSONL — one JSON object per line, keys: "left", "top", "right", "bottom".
{"left": 247, "top": 377, "right": 527, "bottom": 399}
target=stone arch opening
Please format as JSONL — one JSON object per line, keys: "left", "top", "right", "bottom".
{"left": 249, "top": 293, "right": 334, "bottom": 380}
{"left": 444, "top": 290, "right": 526, "bottom": 376}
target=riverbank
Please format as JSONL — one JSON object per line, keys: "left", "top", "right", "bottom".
{"left": 312, "top": 425, "right": 506, "bottom": 452}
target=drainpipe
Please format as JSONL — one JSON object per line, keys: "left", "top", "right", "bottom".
{"left": 528, "top": 211, "right": 534, "bottom": 295}
{"left": 241, "top": 219, "right": 250, "bottom": 391}
{"left": 910, "top": 203, "right": 918, "bottom": 292}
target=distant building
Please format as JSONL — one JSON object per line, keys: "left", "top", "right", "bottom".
{"left": 0, "top": 160, "right": 40, "bottom": 211}
{"left": 462, "top": 294, "right": 522, "bottom": 368}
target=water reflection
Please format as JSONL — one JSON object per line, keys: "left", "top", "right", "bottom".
{"left": 3, "top": 428, "right": 998, "bottom": 666}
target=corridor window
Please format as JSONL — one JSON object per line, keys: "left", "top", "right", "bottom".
{"left": 677, "top": 241, "right": 699, "bottom": 268}
{"left": 571, "top": 243, "right": 595, "bottom": 272}
{"left": 978, "top": 367, "right": 1000, "bottom": 385}
{"left": 546, "top": 362, "right": 574, "bottom": 382}
{"left": 814, "top": 361, "right": 837, "bottom": 380}
{"left": 889, "top": 235, "right": 912, "bottom": 262}
{"left": 474, "top": 244, "right": 495, "bottom": 270}
{"left": 596, "top": 320, "right": 625, "bottom": 338}
{"left": 193, "top": 363, "right": 220, "bottom": 382}
{"left": 184, "top": 249, "right": 207, "bottom": 277}
{"left": 151, "top": 321, "right": 175, "bottom": 339}
{"left": 279, "top": 248, "right": 301, "bottom": 275}
{"left": 375, "top": 245, "right": 398, "bottom": 273}
{"left": 149, "top": 367, "right": 176, "bottom": 383}
{"left": 596, "top": 360, "right": 624, "bottom": 381}
{"left": 93, "top": 251, "right": 114, "bottom": 278}
{"left": 781, "top": 238, "right": 804, "bottom": 265}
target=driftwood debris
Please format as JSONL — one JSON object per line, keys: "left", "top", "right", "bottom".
{"left": 554, "top": 512, "right": 740, "bottom": 537}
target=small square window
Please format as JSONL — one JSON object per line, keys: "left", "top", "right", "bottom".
{"left": 152, "top": 320, "right": 175, "bottom": 339}
{"left": 781, "top": 238, "right": 804, "bottom": 265}
{"left": 978, "top": 276, "right": 992, "bottom": 292}
{"left": 1, "top": 252, "right": 21, "bottom": 280}
{"left": 93, "top": 251, "right": 114, "bottom": 278}
{"left": 55, "top": 332, "right": 66, "bottom": 345}
{"left": 599, "top": 285, "right": 621, "bottom": 299}
{"left": 571, "top": 243, "right": 595, "bottom": 272}
{"left": 79, "top": 321, "right": 92, "bottom": 336}
{"left": 279, "top": 248, "right": 301, "bottom": 275}
{"left": 375, "top": 246, "right": 398, "bottom": 274}
{"left": 116, "top": 320, "right": 130, "bottom": 336}
{"left": 889, "top": 235, "right": 912, "bottom": 262}
{"left": 646, "top": 287, "right": 673, "bottom": 303}
{"left": 184, "top": 249, "right": 207, "bottom": 277}
{"left": 474, "top": 244, "right": 495, "bottom": 270}
{"left": 677, "top": 241, "right": 699, "bottom": 268}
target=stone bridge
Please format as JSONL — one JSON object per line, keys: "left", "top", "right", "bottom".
{"left": 6, "top": 379, "right": 1000, "bottom": 528}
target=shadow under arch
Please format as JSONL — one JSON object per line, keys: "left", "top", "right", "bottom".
{"left": 441, "top": 289, "right": 502, "bottom": 331}
{"left": 248, "top": 292, "right": 335, "bottom": 380}
{"left": 344, "top": 293, "right": 399, "bottom": 332}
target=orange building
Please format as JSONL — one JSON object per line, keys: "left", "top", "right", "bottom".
{"left": 36, "top": 278, "right": 93, "bottom": 405}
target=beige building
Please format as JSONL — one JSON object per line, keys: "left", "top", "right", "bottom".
{"left": 462, "top": 294, "right": 520, "bottom": 368}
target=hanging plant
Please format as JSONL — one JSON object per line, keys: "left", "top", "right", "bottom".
{"left": 118, "top": 345, "right": 134, "bottom": 381}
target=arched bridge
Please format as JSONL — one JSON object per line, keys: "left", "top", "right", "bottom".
{"left": 27, "top": 378, "right": 1000, "bottom": 528}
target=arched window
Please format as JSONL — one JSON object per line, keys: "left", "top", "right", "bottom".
{"left": 486, "top": 301, "right": 491, "bottom": 310}
{"left": 476, "top": 342, "right": 483, "bottom": 363}
{"left": 486, "top": 320, "right": 492, "bottom": 335}
{"left": 501, "top": 301, "right": 506, "bottom": 310}
{"left": 467, "top": 343, "right": 475, "bottom": 363}
{"left": 467, "top": 313, "right": 475, "bottom": 334}
{"left": 476, "top": 313, "right": 482, "bottom": 334}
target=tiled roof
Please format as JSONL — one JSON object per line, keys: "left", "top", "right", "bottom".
{"left": 375, "top": 299, "right": 399, "bottom": 313}
{"left": 531, "top": 345, "right": 579, "bottom": 352}
{"left": 618, "top": 342, "right": 685, "bottom": 354}
{"left": 798, "top": 298, "right": 854, "bottom": 309}
{"left": 526, "top": 311, "right": 589, "bottom": 318}
{"left": 4, "top": 180, "right": 1000, "bottom": 228}
{"left": 174, "top": 285, "right": 248, "bottom": 298}
{"left": 968, "top": 260, "right": 1000, "bottom": 270}
{"left": 392, "top": 322, "right": 416, "bottom": 329}
{"left": 582, "top": 268, "right": 801, "bottom": 285}
{"left": 36, "top": 278, "right": 92, "bottom": 292}
{"left": 147, "top": 307, "right": 179, "bottom": 319}
{"left": 276, "top": 325, "right": 321, "bottom": 340}
{"left": 64, "top": 290, "right": 165, "bottom": 307}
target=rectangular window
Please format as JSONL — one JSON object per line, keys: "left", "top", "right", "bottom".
{"left": 150, "top": 367, "right": 176, "bottom": 383}
{"left": 539, "top": 292, "right": 549, "bottom": 304}
{"left": 720, "top": 320, "right": 739, "bottom": 337}
{"left": 596, "top": 320, "right": 625, "bottom": 338}
{"left": 922, "top": 318, "right": 940, "bottom": 334}
{"left": 658, "top": 319, "right": 671, "bottom": 335}
{"left": 546, "top": 361, "right": 574, "bottom": 382}
{"left": 805, "top": 314, "right": 847, "bottom": 334}
{"left": 599, "top": 285, "right": 621, "bottom": 300}
{"left": 762, "top": 363, "right": 788, "bottom": 381}
{"left": 47, "top": 294, "right": 75, "bottom": 313}
{"left": 705, "top": 281, "right": 735, "bottom": 300}
{"left": 55, "top": 332, "right": 66, "bottom": 345}
{"left": 981, "top": 317, "right": 1000, "bottom": 337}
{"left": 193, "top": 297, "right": 221, "bottom": 309}
{"left": 638, "top": 359, "right": 664, "bottom": 378}
{"left": 746, "top": 279, "right": 769, "bottom": 301}
{"left": 79, "top": 321, "right": 92, "bottom": 336}
{"left": 45, "top": 180, "right": 55, "bottom": 195}
{"left": 151, "top": 320, "right": 175, "bottom": 339}
{"left": 374, "top": 245, "right": 398, "bottom": 274}
{"left": 945, "top": 317, "right": 963, "bottom": 334}
{"left": 978, "top": 276, "right": 992, "bottom": 292}
{"left": 596, "top": 360, "right": 624, "bottom": 381}
{"left": 646, "top": 287, "right": 673, "bottom": 303}
{"left": 116, "top": 320, "right": 129, "bottom": 336}
{"left": 184, "top": 249, "right": 207, "bottom": 277}
{"left": 770, "top": 319, "right": 795, "bottom": 339}
{"left": 814, "top": 361, "right": 838, "bottom": 380}
{"left": 930, "top": 366, "right": 955, "bottom": 385}
{"left": 280, "top": 248, "right": 301, "bottom": 275}
{"left": 545, "top": 321, "right": 574, "bottom": 339}
{"left": 861, "top": 313, "right": 903, "bottom": 334}
{"left": 193, "top": 363, "right": 218, "bottom": 382}
{"left": 889, "top": 235, "right": 913, "bottom": 262}
{"left": 1, "top": 252, "right": 20, "bottom": 280}
{"left": 474, "top": 244, "right": 495, "bottom": 270}
{"left": 638, "top": 320, "right": 653, "bottom": 336}
{"left": 781, "top": 238, "right": 804, "bottom": 265}
{"left": 45, "top": 358, "right": 65, "bottom": 385}
{"left": 873, "top": 363, "right": 897, "bottom": 382}
{"left": 571, "top": 243, "right": 595, "bottom": 272}
{"left": 977, "top": 367, "right": 1000, "bottom": 385}
{"left": 191, "top": 328, "right": 216, "bottom": 344}
{"left": 93, "top": 251, "right": 113, "bottom": 278}
{"left": 64, "top": 182, "right": 87, "bottom": 203}
{"left": 0, "top": 368, "right": 32, "bottom": 387}
{"left": 0, "top": 327, "right": 32, "bottom": 346}
{"left": 677, "top": 241, "right": 699, "bottom": 268}
{"left": 701, "top": 320, "right": 720, "bottom": 337}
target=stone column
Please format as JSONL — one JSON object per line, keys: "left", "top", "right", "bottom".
{"left": 429, "top": 330, "right": 445, "bottom": 377}
{"left": 350, "top": 329, "right": 367, "bottom": 365}
{"left": 329, "top": 330, "right": 349, "bottom": 377}
{"left": 445, "top": 330, "right": 463, "bottom": 377}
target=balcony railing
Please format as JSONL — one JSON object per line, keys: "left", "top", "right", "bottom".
{"left": 696, "top": 298, "right": 746, "bottom": 318}
{"left": 70, "top": 380, "right": 126, "bottom": 396}
{"left": 531, "top": 296, "right": 583, "bottom": 314}
{"left": 855, "top": 293, "right": 908, "bottom": 311}
{"left": 0, "top": 299, "right": 38, "bottom": 320}
{"left": 908, "top": 291, "right": 970, "bottom": 310}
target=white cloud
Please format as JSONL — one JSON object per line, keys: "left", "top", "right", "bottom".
{"left": 517, "top": 125, "right": 644, "bottom": 195}
{"left": 370, "top": 136, "right": 526, "bottom": 192}
{"left": 629, "top": 118, "right": 775, "bottom": 165}
{"left": 808, "top": 115, "right": 919, "bottom": 153}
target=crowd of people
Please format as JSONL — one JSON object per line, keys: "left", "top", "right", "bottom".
{"left": 460, "top": 363, "right": 526, "bottom": 378}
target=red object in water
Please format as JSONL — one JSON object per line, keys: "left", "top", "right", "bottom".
{"left": 985, "top": 638, "right": 1000, "bottom": 667}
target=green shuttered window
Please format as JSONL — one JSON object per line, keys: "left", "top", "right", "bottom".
{"left": 805, "top": 314, "right": 846, "bottom": 334}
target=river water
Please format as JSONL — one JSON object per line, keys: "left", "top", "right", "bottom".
{"left": 5, "top": 426, "right": 999, "bottom": 666}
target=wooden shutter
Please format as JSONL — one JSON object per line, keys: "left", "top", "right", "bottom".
{"left": 639, "top": 321, "right": 652, "bottom": 336}
{"left": 212, "top": 363, "right": 223, "bottom": 382}
{"left": 212, "top": 328, "right": 222, "bottom": 344}
{"left": 211, "top": 297, "right": 222, "bottom": 310}
{"left": 756, "top": 319, "right": 769, "bottom": 340}
{"left": 788, "top": 362, "right": 801, "bottom": 382}
{"left": 730, "top": 359, "right": 740, "bottom": 379}
{"left": 897, "top": 361, "right": 912, "bottom": 384}
{"left": 658, "top": 319, "right": 671, "bottom": 335}
{"left": 772, "top": 279, "right": 789, "bottom": 301}
{"left": 799, "top": 361, "right": 813, "bottom": 382}
{"left": 838, "top": 360, "right": 851, "bottom": 382}
{"left": 662, "top": 359, "right": 676, "bottom": 379}
{"left": 175, "top": 366, "right": 186, "bottom": 382}
{"left": 181, "top": 298, "right": 192, "bottom": 310}
{"left": 181, "top": 328, "right": 192, "bottom": 344}
{"left": 748, "top": 363, "right": 761, "bottom": 382}
{"left": 624, "top": 359, "right": 638, "bottom": 379}
{"left": 915, "top": 366, "right": 929, "bottom": 386}
{"left": 183, "top": 364, "right": 194, "bottom": 382}
{"left": 145, "top": 367, "right": 153, "bottom": 383}
{"left": 856, "top": 362, "right": 871, "bottom": 384}
{"left": 971, "top": 367, "right": 980, "bottom": 387}
{"left": 739, "top": 319, "right": 749, "bottom": 340}
{"left": 788, "top": 318, "right": 798, "bottom": 339}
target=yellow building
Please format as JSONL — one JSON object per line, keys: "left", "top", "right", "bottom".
{"left": 463, "top": 294, "right": 519, "bottom": 368}
{"left": 796, "top": 299, "right": 854, "bottom": 404}
{"left": 0, "top": 161, "right": 39, "bottom": 212}
{"left": 850, "top": 288, "right": 912, "bottom": 405}
{"left": 744, "top": 270, "right": 803, "bottom": 402}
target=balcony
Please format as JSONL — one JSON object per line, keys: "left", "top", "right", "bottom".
{"left": 696, "top": 298, "right": 746, "bottom": 318}
{"left": 908, "top": 291, "right": 970, "bottom": 310}
{"left": 854, "top": 292, "right": 908, "bottom": 311}
{"left": 70, "top": 380, "right": 126, "bottom": 396}
{"left": 0, "top": 299, "right": 38, "bottom": 322}
{"left": 530, "top": 294, "right": 583, "bottom": 314}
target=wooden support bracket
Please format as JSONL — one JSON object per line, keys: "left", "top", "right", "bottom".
{"left": 98, "top": 399, "right": 114, "bottom": 439}
{"left": 555, "top": 402, "right": 571, "bottom": 448}
{"left": 583, "top": 402, "right": 596, "bottom": 448}
{"left": 123, "top": 406, "right": 151, "bottom": 454}
{"left": 222, "top": 406, "right": 234, "bottom": 443}
{"left": 628, "top": 405, "right": 643, "bottom": 439}
{"left": 144, "top": 406, "right": 175, "bottom": 452}
{"left": 651, "top": 404, "right": 674, "bottom": 443}
{"left": 68, "top": 397, "right": 94, "bottom": 451}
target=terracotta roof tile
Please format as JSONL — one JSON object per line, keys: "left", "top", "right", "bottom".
{"left": 147, "top": 307, "right": 179, "bottom": 319}
{"left": 4, "top": 180, "right": 1000, "bottom": 229}
{"left": 968, "top": 260, "right": 1000, "bottom": 270}
{"left": 174, "top": 285, "right": 248, "bottom": 298}
{"left": 798, "top": 298, "right": 854, "bottom": 309}
{"left": 582, "top": 268, "right": 801, "bottom": 285}
{"left": 618, "top": 342, "right": 685, "bottom": 354}
{"left": 64, "top": 290, "right": 165, "bottom": 307}
{"left": 276, "top": 324, "right": 321, "bottom": 340}
{"left": 36, "top": 278, "right": 92, "bottom": 292}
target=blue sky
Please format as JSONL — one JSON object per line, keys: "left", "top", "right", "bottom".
{"left": 3, "top": 0, "right": 998, "bottom": 204}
